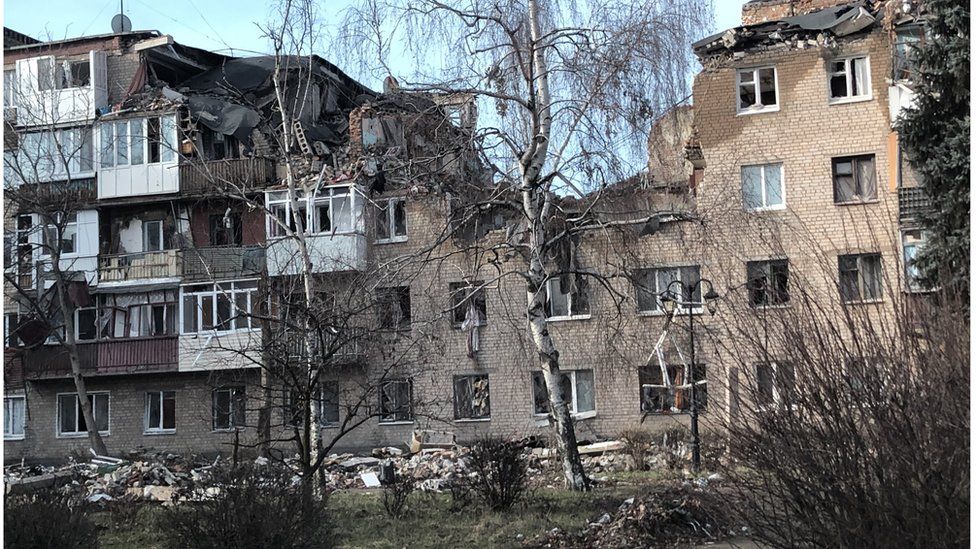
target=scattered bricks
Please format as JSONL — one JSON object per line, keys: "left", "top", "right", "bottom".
{"left": 5, "top": 470, "right": 75, "bottom": 495}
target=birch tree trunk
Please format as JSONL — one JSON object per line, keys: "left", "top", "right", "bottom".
{"left": 518, "top": 0, "right": 588, "bottom": 491}
{"left": 51, "top": 260, "right": 108, "bottom": 456}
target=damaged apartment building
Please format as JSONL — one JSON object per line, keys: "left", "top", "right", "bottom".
{"left": 2, "top": 0, "right": 929, "bottom": 461}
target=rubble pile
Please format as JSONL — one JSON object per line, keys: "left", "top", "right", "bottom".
{"left": 529, "top": 480, "right": 735, "bottom": 548}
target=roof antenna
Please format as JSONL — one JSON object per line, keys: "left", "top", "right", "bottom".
{"left": 111, "top": 1, "right": 132, "bottom": 33}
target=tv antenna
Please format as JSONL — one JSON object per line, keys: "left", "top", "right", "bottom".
{"left": 111, "top": 1, "right": 132, "bottom": 33}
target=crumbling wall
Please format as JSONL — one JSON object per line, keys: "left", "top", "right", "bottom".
{"left": 741, "top": 0, "right": 858, "bottom": 26}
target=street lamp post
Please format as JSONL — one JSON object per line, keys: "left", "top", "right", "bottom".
{"left": 660, "top": 278, "right": 719, "bottom": 474}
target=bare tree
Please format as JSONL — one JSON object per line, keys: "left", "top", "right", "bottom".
{"left": 337, "top": 0, "right": 712, "bottom": 490}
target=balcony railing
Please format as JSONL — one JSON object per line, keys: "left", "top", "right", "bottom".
{"left": 99, "top": 250, "right": 181, "bottom": 283}
{"left": 21, "top": 337, "right": 178, "bottom": 379}
{"left": 898, "top": 186, "right": 930, "bottom": 225}
{"left": 180, "top": 157, "right": 276, "bottom": 196}
{"left": 182, "top": 245, "right": 266, "bottom": 282}
{"left": 8, "top": 178, "right": 97, "bottom": 208}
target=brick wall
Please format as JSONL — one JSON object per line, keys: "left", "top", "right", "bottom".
{"left": 741, "top": 0, "right": 856, "bottom": 26}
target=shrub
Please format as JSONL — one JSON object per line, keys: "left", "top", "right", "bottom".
{"left": 619, "top": 428, "right": 655, "bottom": 471}
{"left": 447, "top": 475, "right": 474, "bottom": 512}
{"left": 160, "top": 465, "right": 332, "bottom": 549}
{"left": 467, "top": 436, "right": 529, "bottom": 510}
{"left": 659, "top": 426, "right": 688, "bottom": 471}
{"left": 5, "top": 492, "right": 100, "bottom": 549}
{"left": 381, "top": 472, "right": 415, "bottom": 519}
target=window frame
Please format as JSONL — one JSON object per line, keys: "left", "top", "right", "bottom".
{"left": 376, "top": 286, "right": 412, "bottom": 331}
{"left": 736, "top": 66, "right": 780, "bottom": 115}
{"left": 832, "top": 154, "right": 878, "bottom": 204}
{"left": 74, "top": 306, "right": 98, "bottom": 341}
{"left": 638, "top": 363, "right": 708, "bottom": 414}
{"left": 4, "top": 395, "right": 26, "bottom": 440}
{"left": 211, "top": 387, "right": 246, "bottom": 431}
{"left": 531, "top": 369, "right": 596, "bottom": 419}
{"left": 827, "top": 55, "right": 872, "bottom": 104}
{"left": 740, "top": 163, "right": 785, "bottom": 211}
{"left": 449, "top": 281, "right": 487, "bottom": 328}
{"left": 453, "top": 374, "right": 491, "bottom": 421}
{"left": 378, "top": 379, "right": 414, "bottom": 424}
{"left": 746, "top": 259, "right": 790, "bottom": 307}
{"left": 901, "top": 230, "right": 931, "bottom": 293}
{"left": 180, "top": 279, "right": 259, "bottom": 335}
{"left": 98, "top": 115, "right": 177, "bottom": 169}
{"left": 142, "top": 219, "right": 164, "bottom": 252}
{"left": 374, "top": 197, "right": 408, "bottom": 243}
{"left": 56, "top": 392, "right": 110, "bottom": 437}
{"left": 634, "top": 265, "right": 703, "bottom": 315}
{"left": 755, "top": 361, "right": 796, "bottom": 411}
{"left": 41, "top": 211, "right": 78, "bottom": 258}
{"left": 838, "top": 253, "right": 884, "bottom": 303}
{"left": 266, "top": 185, "right": 362, "bottom": 239}
{"left": 144, "top": 390, "right": 177, "bottom": 434}
{"left": 544, "top": 277, "right": 591, "bottom": 321}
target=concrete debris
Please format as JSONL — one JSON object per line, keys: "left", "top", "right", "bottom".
{"left": 360, "top": 472, "right": 381, "bottom": 488}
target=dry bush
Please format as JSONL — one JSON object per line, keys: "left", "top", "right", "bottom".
{"left": 381, "top": 473, "right": 415, "bottom": 519}
{"left": 619, "top": 428, "right": 655, "bottom": 471}
{"left": 710, "top": 287, "right": 969, "bottom": 549}
{"left": 468, "top": 436, "right": 530, "bottom": 510}
{"left": 4, "top": 492, "right": 100, "bottom": 549}
{"left": 659, "top": 426, "right": 689, "bottom": 471}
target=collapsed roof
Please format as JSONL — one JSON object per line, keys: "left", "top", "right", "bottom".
{"left": 693, "top": 1, "right": 881, "bottom": 58}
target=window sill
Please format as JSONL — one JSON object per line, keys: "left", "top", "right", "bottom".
{"left": 4, "top": 435, "right": 25, "bottom": 441}
{"left": 745, "top": 205, "right": 787, "bottom": 213}
{"left": 183, "top": 328, "right": 261, "bottom": 337}
{"left": 375, "top": 237, "right": 408, "bottom": 245}
{"left": 378, "top": 420, "right": 415, "bottom": 426}
{"left": 736, "top": 106, "right": 780, "bottom": 116}
{"left": 834, "top": 199, "right": 880, "bottom": 206}
{"left": 211, "top": 427, "right": 245, "bottom": 433}
{"left": 749, "top": 303, "right": 791, "bottom": 310}
{"left": 546, "top": 314, "right": 591, "bottom": 323}
{"left": 828, "top": 95, "right": 873, "bottom": 106}
{"left": 641, "top": 410, "right": 705, "bottom": 416}
{"left": 637, "top": 309, "right": 703, "bottom": 318}
{"left": 58, "top": 432, "right": 110, "bottom": 439}
{"left": 842, "top": 298, "right": 884, "bottom": 305}
{"left": 454, "top": 417, "right": 491, "bottom": 423}
{"left": 143, "top": 429, "right": 176, "bottom": 436}
{"left": 573, "top": 410, "right": 597, "bottom": 420}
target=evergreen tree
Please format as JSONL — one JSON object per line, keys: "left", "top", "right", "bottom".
{"left": 897, "top": 0, "right": 970, "bottom": 302}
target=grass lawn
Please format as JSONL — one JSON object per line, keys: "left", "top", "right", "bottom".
{"left": 93, "top": 485, "right": 639, "bottom": 549}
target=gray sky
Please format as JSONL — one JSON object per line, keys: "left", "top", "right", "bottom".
{"left": 6, "top": 1, "right": 748, "bottom": 87}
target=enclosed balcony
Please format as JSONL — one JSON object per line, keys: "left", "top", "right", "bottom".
{"left": 183, "top": 245, "right": 266, "bottom": 282}
{"left": 265, "top": 184, "right": 369, "bottom": 276}
{"left": 99, "top": 250, "right": 181, "bottom": 283}
{"left": 11, "top": 51, "right": 108, "bottom": 128}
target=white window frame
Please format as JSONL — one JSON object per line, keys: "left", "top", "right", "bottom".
{"left": 180, "top": 279, "right": 258, "bottom": 335}
{"left": 4, "top": 311, "right": 21, "bottom": 348}
{"left": 4, "top": 395, "right": 26, "bottom": 440}
{"left": 635, "top": 265, "right": 703, "bottom": 316}
{"left": 374, "top": 197, "right": 408, "bottom": 243}
{"left": 901, "top": 230, "right": 930, "bottom": 293}
{"left": 740, "top": 163, "right": 785, "bottom": 211}
{"left": 544, "top": 278, "right": 590, "bottom": 321}
{"left": 142, "top": 220, "right": 164, "bottom": 252}
{"left": 56, "top": 392, "right": 110, "bottom": 438}
{"left": 40, "top": 211, "right": 78, "bottom": 258}
{"left": 378, "top": 379, "right": 414, "bottom": 424}
{"left": 838, "top": 253, "right": 884, "bottom": 303}
{"left": 74, "top": 306, "right": 98, "bottom": 341}
{"left": 99, "top": 115, "right": 177, "bottom": 169}
{"left": 144, "top": 390, "right": 176, "bottom": 434}
{"left": 266, "top": 185, "right": 362, "bottom": 239}
{"left": 532, "top": 370, "right": 596, "bottom": 419}
{"left": 736, "top": 66, "right": 779, "bottom": 115}
{"left": 828, "top": 55, "right": 872, "bottom": 104}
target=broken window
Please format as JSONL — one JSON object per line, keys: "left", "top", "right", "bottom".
{"left": 42, "top": 212, "right": 77, "bottom": 256}
{"left": 209, "top": 212, "right": 243, "bottom": 246}
{"left": 902, "top": 230, "right": 929, "bottom": 292}
{"left": 284, "top": 385, "right": 339, "bottom": 427}
{"left": 37, "top": 57, "right": 55, "bottom": 91}
{"left": 531, "top": 370, "right": 595, "bottom": 416}
{"left": 16, "top": 215, "right": 33, "bottom": 288}
{"left": 454, "top": 374, "right": 490, "bottom": 420}
{"left": 182, "top": 280, "right": 256, "bottom": 334}
{"left": 634, "top": 266, "right": 701, "bottom": 314}
{"left": 741, "top": 163, "right": 784, "bottom": 210}
{"left": 747, "top": 259, "right": 790, "bottom": 307}
{"left": 58, "top": 392, "right": 109, "bottom": 435}
{"left": 75, "top": 307, "right": 97, "bottom": 341}
{"left": 142, "top": 220, "right": 163, "bottom": 252}
{"left": 829, "top": 56, "right": 871, "bottom": 101}
{"left": 375, "top": 198, "right": 407, "bottom": 242}
{"left": 450, "top": 281, "right": 487, "bottom": 327}
{"left": 145, "top": 390, "right": 176, "bottom": 432}
{"left": 545, "top": 276, "right": 590, "bottom": 319}
{"left": 756, "top": 362, "right": 795, "bottom": 409}
{"left": 838, "top": 253, "right": 883, "bottom": 303}
{"left": 379, "top": 379, "right": 413, "bottom": 423}
{"left": 4, "top": 395, "right": 25, "bottom": 439}
{"left": 212, "top": 387, "right": 246, "bottom": 430}
{"left": 4, "top": 312, "right": 21, "bottom": 348}
{"left": 737, "top": 67, "right": 778, "bottom": 113}
{"left": 362, "top": 116, "right": 405, "bottom": 152}
{"left": 376, "top": 286, "right": 411, "bottom": 330}
{"left": 893, "top": 26, "right": 923, "bottom": 81}
{"left": 639, "top": 364, "right": 707, "bottom": 413}
{"left": 832, "top": 155, "right": 876, "bottom": 203}
{"left": 53, "top": 59, "right": 89, "bottom": 89}
{"left": 99, "top": 116, "right": 177, "bottom": 168}
{"left": 4, "top": 69, "right": 16, "bottom": 110}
